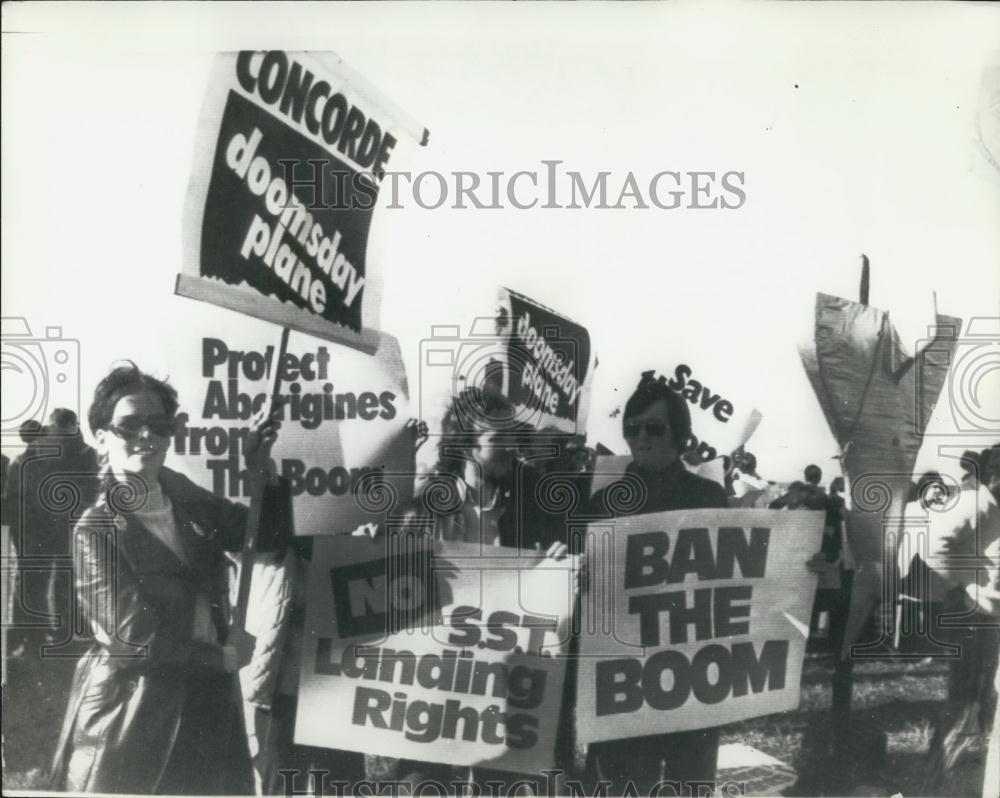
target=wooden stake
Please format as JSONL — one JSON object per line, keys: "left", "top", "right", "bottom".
{"left": 859, "top": 254, "right": 870, "bottom": 306}
{"left": 232, "top": 325, "right": 290, "bottom": 647}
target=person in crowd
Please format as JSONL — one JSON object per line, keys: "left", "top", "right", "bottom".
{"left": 17, "top": 418, "right": 43, "bottom": 443}
{"left": 740, "top": 451, "right": 762, "bottom": 480}
{"left": 584, "top": 375, "right": 728, "bottom": 795}
{"left": 4, "top": 417, "right": 64, "bottom": 652}
{"left": 728, "top": 451, "right": 769, "bottom": 508}
{"left": 826, "top": 476, "right": 845, "bottom": 521}
{"left": 2, "top": 420, "right": 45, "bottom": 536}
{"left": 822, "top": 474, "right": 855, "bottom": 715}
{"left": 811, "top": 475, "right": 849, "bottom": 643}
{"left": 804, "top": 463, "right": 822, "bottom": 488}
{"left": 912, "top": 470, "right": 950, "bottom": 510}
{"left": 49, "top": 363, "right": 290, "bottom": 795}
{"left": 1, "top": 452, "right": 9, "bottom": 500}
{"left": 731, "top": 451, "right": 762, "bottom": 487}
{"left": 40, "top": 408, "right": 100, "bottom": 643}
{"left": 901, "top": 446, "right": 1000, "bottom": 796}
{"left": 769, "top": 480, "right": 807, "bottom": 510}
{"left": 721, "top": 454, "right": 736, "bottom": 497}
{"left": 387, "top": 388, "right": 571, "bottom": 794}
{"left": 799, "top": 464, "right": 829, "bottom": 510}
{"left": 524, "top": 427, "right": 596, "bottom": 555}
{"left": 406, "top": 387, "right": 565, "bottom": 551}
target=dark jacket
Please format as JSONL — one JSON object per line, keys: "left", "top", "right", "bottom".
{"left": 588, "top": 459, "right": 730, "bottom": 518}
{"left": 3, "top": 437, "right": 99, "bottom": 556}
{"left": 50, "top": 467, "right": 290, "bottom": 795}
{"left": 580, "top": 459, "right": 730, "bottom": 789}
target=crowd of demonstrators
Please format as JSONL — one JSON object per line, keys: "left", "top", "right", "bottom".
{"left": 14, "top": 358, "right": 994, "bottom": 797}
{"left": 3, "top": 410, "right": 99, "bottom": 655}
{"left": 231, "top": 390, "right": 581, "bottom": 796}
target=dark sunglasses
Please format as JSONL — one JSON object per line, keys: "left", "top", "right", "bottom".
{"left": 107, "top": 415, "right": 176, "bottom": 440}
{"left": 623, "top": 422, "right": 668, "bottom": 439}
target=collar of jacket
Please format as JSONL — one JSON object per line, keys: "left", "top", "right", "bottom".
{"left": 624, "top": 458, "right": 686, "bottom": 483}
{"left": 96, "top": 468, "right": 215, "bottom": 579}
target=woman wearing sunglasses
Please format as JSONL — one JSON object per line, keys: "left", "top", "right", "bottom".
{"left": 50, "top": 362, "right": 290, "bottom": 795}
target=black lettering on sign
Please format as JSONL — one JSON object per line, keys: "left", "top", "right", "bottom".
{"left": 662, "top": 364, "right": 735, "bottom": 422}
{"left": 594, "top": 639, "right": 789, "bottom": 716}
{"left": 330, "top": 547, "right": 437, "bottom": 637}
{"left": 349, "top": 685, "right": 541, "bottom": 749}
{"left": 624, "top": 527, "right": 770, "bottom": 589}
{"left": 627, "top": 585, "right": 754, "bottom": 646}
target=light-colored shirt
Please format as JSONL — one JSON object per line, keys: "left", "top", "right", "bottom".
{"left": 133, "top": 485, "right": 217, "bottom": 642}
{"left": 134, "top": 486, "right": 188, "bottom": 565}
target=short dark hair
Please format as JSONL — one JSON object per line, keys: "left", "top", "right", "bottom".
{"left": 917, "top": 470, "right": 943, "bottom": 491}
{"left": 623, "top": 373, "right": 692, "bottom": 451}
{"left": 804, "top": 464, "right": 822, "bottom": 485}
{"left": 435, "top": 387, "right": 525, "bottom": 475}
{"left": 18, "top": 419, "right": 43, "bottom": 443}
{"left": 959, "top": 449, "right": 981, "bottom": 475}
{"left": 88, "top": 362, "right": 179, "bottom": 435}
{"left": 47, "top": 408, "right": 80, "bottom": 434}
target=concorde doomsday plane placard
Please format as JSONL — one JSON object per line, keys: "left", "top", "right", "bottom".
{"left": 180, "top": 50, "right": 428, "bottom": 352}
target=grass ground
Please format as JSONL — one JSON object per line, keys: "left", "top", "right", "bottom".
{"left": 1, "top": 641, "right": 991, "bottom": 796}
{"left": 718, "top": 653, "right": 988, "bottom": 797}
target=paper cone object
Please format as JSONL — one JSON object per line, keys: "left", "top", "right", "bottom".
{"left": 800, "top": 292, "right": 961, "bottom": 653}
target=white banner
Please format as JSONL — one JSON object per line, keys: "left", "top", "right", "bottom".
{"left": 576, "top": 509, "right": 822, "bottom": 744}
{"left": 296, "top": 537, "right": 578, "bottom": 772}
{"left": 172, "top": 329, "right": 414, "bottom": 536}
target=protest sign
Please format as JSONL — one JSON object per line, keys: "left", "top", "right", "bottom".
{"left": 576, "top": 509, "right": 822, "bottom": 744}
{"left": 170, "top": 329, "right": 414, "bottom": 536}
{"left": 180, "top": 50, "right": 427, "bottom": 352}
{"left": 296, "top": 536, "right": 577, "bottom": 773}
{"left": 637, "top": 367, "right": 762, "bottom": 467}
{"left": 495, "top": 288, "right": 595, "bottom": 435}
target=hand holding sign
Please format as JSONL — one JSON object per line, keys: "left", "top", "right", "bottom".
{"left": 244, "top": 399, "right": 283, "bottom": 485}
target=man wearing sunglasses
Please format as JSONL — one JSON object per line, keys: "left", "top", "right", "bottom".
{"left": 585, "top": 375, "right": 728, "bottom": 795}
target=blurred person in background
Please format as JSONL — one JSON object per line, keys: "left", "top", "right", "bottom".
{"left": 894, "top": 445, "right": 1000, "bottom": 796}
{"left": 4, "top": 418, "right": 58, "bottom": 653}
{"left": 769, "top": 480, "right": 808, "bottom": 510}
{"left": 39, "top": 409, "right": 99, "bottom": 644}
